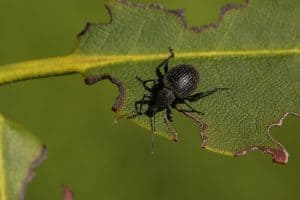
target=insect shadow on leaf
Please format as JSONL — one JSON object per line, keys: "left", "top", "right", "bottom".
{"left": 128, "top": 48, "right": 229, "bottom": 143}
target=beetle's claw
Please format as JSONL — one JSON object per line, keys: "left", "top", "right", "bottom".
{"left": 168, "top": 47, "right": 175, "bottom": 58}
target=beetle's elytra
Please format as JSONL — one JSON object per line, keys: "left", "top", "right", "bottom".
{"left": 163, "top": 64, "right": 199, "bottom": 98}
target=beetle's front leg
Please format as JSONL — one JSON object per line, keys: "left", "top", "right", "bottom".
{"left": 135, "top": 94, "right": 151, "bottom": 114}
{"left": 156, "top": 47, "right": 175, "bottom": 78}
{"left": 136, "top": 77, "right": 158, "bottom": 92}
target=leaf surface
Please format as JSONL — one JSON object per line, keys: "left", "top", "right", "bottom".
{"left": 0, "top": 0, "right": 299, "bottom": 163}
{"left": 0, "top": 115, "right": 46, "bottom": 200}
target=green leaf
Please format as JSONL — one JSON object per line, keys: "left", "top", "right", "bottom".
{"left": 0, "top": 114, "right": 46, "bottom": 200}
{"left": 0, "top": 0, "right": 299, "bottom": 164}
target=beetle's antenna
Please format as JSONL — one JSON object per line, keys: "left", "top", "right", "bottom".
{"left": 151, "top": 115, "right": 157, "bottom": 156}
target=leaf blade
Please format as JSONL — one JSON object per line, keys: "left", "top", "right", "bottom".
{"left": 0, "top": 115, "right": 46, "bottom": 200}
{"left": 81, "top": 0, "right": 300, "bottom": 163}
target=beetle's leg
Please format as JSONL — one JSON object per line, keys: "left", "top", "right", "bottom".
{"left": 115, "top": 106, "right": 147, "bottom": 122}
{"left": 164, "top": 113, "right": 178, "bottom": 141}
{"left": 174, "top": 101, "right": 205, "bottom": 115}
{"left": 184, "top": 100, "right": 205, "bottom": 115}
{"left": 156, "top": 60, "right": 167, "bottom": 78}
{"left": 187, "top": 88, "right": 229, "bottom": 102}
{"left": 156, "top": 48, "right": 175, "bottom": 78}
{"left": 114, "top": 94, "right": 150, "bottom": 123}
{"left": 164, "top": 47, "right": 175, "bottom": 73}
{"left": 117, "top": 94, "right": 151, "bottom": 121}
{"left": 179, "top": 88, "right": 229, "bottom": 115}
{"left": 114, "top": 104, "right": 146, "bottom": 122}
{"left": 133, "top": 94, "right": 151, "bottom": 115}
{"left": 166, "top": 106, "right": 174, "bottom": 122}
{"left": 168, "top": 46, "right": 175, "bottom": 59}
{"left": 136, "top": 77, "right": 158, "bottom": 92}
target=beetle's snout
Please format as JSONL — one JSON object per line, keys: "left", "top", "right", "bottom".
{"left": 148, "top": 105, "right": 159, "bottom": 117}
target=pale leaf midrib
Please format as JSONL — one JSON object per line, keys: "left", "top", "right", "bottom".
{"left": 0, "top": 48, "right": 299, "bottom": 85}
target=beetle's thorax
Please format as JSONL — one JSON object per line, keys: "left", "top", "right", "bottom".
{"left": 156, "top": 87, "right": 175, "bottom": 108}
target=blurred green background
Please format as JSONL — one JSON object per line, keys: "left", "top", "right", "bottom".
{"left": 0, "top": 0, "right": 299, "bottom": 199}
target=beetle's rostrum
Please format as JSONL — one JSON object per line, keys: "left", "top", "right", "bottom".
{"left": 132, "top": 48, "right": 228, "bottom": 141}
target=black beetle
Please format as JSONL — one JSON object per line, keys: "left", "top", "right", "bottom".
{"left": 132, "top": 48, "right": 228, "bottom": 141}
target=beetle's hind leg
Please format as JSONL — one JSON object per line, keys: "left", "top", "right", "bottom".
{"left": 174, "top": 88, "right": 229, "bottom": 116}
{"left": 174, "top": 100, "right": 205, "bottom": 115}
{"left": 187, "top": 88, "right": 229, "bottom": 102}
